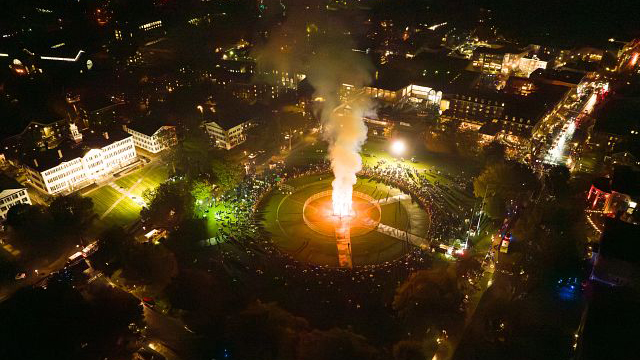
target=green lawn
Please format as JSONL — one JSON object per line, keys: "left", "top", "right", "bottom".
{"left": 87, "top": 186, "right": 142, "bottom": 236}
{"left": 86, "top": 164, "right": 169, "bottom": 237}
{"left": 115, "top": 165, "right": 169, "bottom": 197}
{"left": 286, "top": 138, "right": 476, "bottom": 209}
{"left": 89, "top": 186, "right": 122, "bottom": 216}
{"left": 204, "top": 202, "right": 238, "bottom": 238}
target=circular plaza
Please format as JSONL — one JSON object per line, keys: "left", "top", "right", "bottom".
{"left": 260, "top": 174, "right": 431, "bottom": 267}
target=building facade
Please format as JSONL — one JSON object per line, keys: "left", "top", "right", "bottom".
{"left": 517, "top": 56, "right": 548, "bottom": 77}
{"left": 124, "top": 123, "right": 177, "bottom": 154}
{"left": 23, "top": 132, "right": 138, "bottom": 195}
{"left": 0, "top": 177, "right": 31, "bottom": 221}
{"left": 343, "top": 83, "right": 443, "bottom": 108}
{"left": 205, "top": 120, "right": 251, "bottom": 150}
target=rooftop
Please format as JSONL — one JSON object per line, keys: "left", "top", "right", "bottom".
{"left": 598, "top": 218, "right": 640, "bottom": 264}
{"left": 19, "top": 129, "right": 131, "bottom": 171}
{"left": 530, "top": 68, "right": 585, "bottom": 86}
{"left": 0, "top": 174, "right": 24, "bottom": 192}
{"left": 473, "top": 45, "right": 525, "bottom": 56}
{"left": 593, "top": 97, "right": 640, "bottom": 136}
{"left": 127, "top": 119, "right": 171, "bottom": 137}
{"left": 611, "top": 166, "right": 640, "bottom": 197}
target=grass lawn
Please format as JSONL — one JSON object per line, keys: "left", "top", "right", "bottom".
{"left": 86, "top": 164, "right": 169, "bottom": 237}
{"left": 286, "top": 138, "right": 476, "bottom": 208}
{"left": 115, "top": 164, "right": 169, "bottom": 198}
{"left": 285, "top": 138, "right": 328, "bottom": 168}
{"left": 89, "top": 186, "right": 122, "bottom": 216}
{"left": 204, "top": 202, "right": 239, "bottom": 238}
{"left": 87, "top": 185, "right": 141, "bottom": 236}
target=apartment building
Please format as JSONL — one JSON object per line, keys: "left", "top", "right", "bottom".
{"left": 124, "top": 121, "right": 177, "bottom": 154}
{"left": 0, "top": 175, "right": 31, "bottom": 221}
{"left": 205, "top": 118, "right": 252, "bottom": 150}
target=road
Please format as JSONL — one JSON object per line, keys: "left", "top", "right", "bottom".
{"left": 143, "top": 306, "right": 199, "bottom": 360}
{"left": 532, "top": 80, "right": 607, "bottom": 169}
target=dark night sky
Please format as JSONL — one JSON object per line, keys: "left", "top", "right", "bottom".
{"left": 476, "top": 0, "right": 640, "bottom": 46}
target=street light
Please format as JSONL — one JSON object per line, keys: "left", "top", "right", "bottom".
{"left": 391, "top": 139, "right": 406, "bottom": 156}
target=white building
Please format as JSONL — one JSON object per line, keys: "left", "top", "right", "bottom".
{"left": 517, "top": 56, "right": 548, "bottom": 77}
{"left": 124, "top": 122, "right": 177, "bottom": 154}
{"left": 342, "top": 82, "right": 442, "bottom": 108}
{"left": 0, "top": 176, "right": 31, "bottom": 221}
{"left": 23, "top": 130, "right": 138, "bottom": 195}
{"left": 205, "top": 118, "right": 252, "bottom": 150}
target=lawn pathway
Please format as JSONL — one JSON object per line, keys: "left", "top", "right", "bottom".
{"left": 99, "top": 165, "right": 157, "bottom": 219}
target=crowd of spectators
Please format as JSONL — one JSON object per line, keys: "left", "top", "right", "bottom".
{"left": 195, "top": 159, "right": 476, "bottom": 325}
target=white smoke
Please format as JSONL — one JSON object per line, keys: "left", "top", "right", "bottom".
{"left": 324, "top": 100, "right": 372, "bottom": 217}
{"left": 252, "top": 4, "right": 374, "bottom": 216}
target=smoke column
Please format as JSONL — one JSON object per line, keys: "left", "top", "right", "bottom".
{"left": 324, "top": 99, "right": 371, "bottom": 216}
{"left": 252, "top": 4, "right": 374, "bottom": 216}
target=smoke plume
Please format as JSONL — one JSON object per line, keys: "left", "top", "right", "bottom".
{"left": 253, "top": 4, "right": 374, "bottom": 215}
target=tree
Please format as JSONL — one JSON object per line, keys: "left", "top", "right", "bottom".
{"left": 166, "top": 218, "right": 209, "bottom": 262}
{"left": 92, "top": 226, "right": 137, "bottom": 275}
{"left": 511, "top": 199, "right": 586, "bottom": 282}
{"left": 224, "top": 301, "right": 380, "bottom": 360}
{"left": 170, "top": 129, "right": 211, "bottom": 177}
{"left": 4, "top": 203, "right": 55, "bottom": 252}
{"left": 482, "top": 141, "right": 506, "bottom": 164}
{"left": 456, "top": 255, "right": 482, "bottom": 279}
{"left": 393, "top": 266, "right": 464, "bottom": 328}
{"left": 473, "top": 161, "right": 539, "bottom": 219}
{"left": 225, "top": 301, "right": 309, "bottom": 360}
{"left": 0, "top": 282, "right": 90, "bottom": 359}
{"left": 120, "top": 243, "right": 177, "bottom": 292}
{"left": 141, "top": 180, "right": 194, "bottom": 226}
{"left": 545, "top": 165, "right": 570, "bottom": 198}
{"left": 49, "top": 194, "right": 95, "bottom": 238}
{"left": 164, "top": 268, "right": 241, "bottom": 338}
{"left": 191, "top": 178, "right": 215, "bottom": 212}
{"left": 211, "top": 158, "right": 243, "bottom": 193}
{"left": 393, "top": 340, "right": 434, "bottom": 360}
{"left": 82, "top": 281, "right": 144, "bottom": 355}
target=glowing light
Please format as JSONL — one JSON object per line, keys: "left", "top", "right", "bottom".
{"left": 391, "top": 140, "right": 406, "bottom": 156}
{"left": 40, "top": 50, "right": 85, "bottom": 62}
{"left": 546, "top": 121, "right": 575, "bottom": 164}
{"left": 332, "top": 189, "right": 354, "bottom": 217}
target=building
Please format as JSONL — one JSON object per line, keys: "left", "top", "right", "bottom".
{"left": 517, "top": 55, "right": 548, "bottom": 77}
{"left": 591, "top": 218, "right": 640, "bottom": 288}
{"left": 112, "top": 17, "right": 165, "bottom": 44}
{"left": 442, "top": 81, "right": 569, "bottom": 143}
{"left": 205, "top": 118, "right": 253, "bottom": 150}
{"left": 589, "top": 98, "right": 640, "bottom": 153}
{"left": 0, "top": 175, "right": 31, "bottom": 221}
{"left": 124, "top": 121, "right": 177, "bottom": 154}
{"left": 530, "top": 68, "right": 586, "bottom": 88}
{"left": 20, "top": 130, "right": 138, "bottom": 195}
{"left": 587, "top": 167, "right": 639, "bottom": 224}
{"left": 471, "top": 46, "right": 527, "bottom": 74}
{"left": 341, "top": 81, "right": 442, "bottom": 108}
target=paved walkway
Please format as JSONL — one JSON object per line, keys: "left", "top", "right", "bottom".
{"left": 375, "top": 193, "right": 411, "bottom": 205}
{"left": 375, "top": 223, "right": 430, "bottom": 248}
